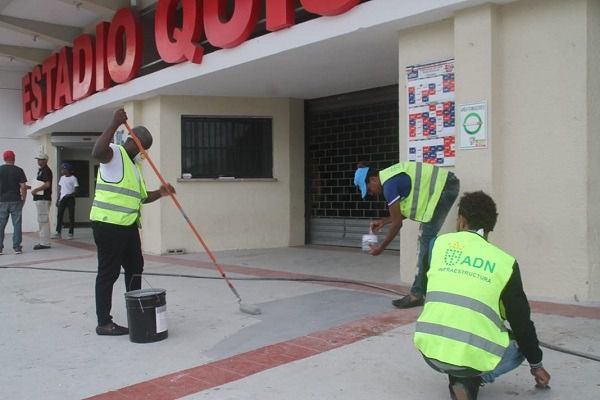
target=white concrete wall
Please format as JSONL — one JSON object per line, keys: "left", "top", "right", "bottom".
{"left": 398, "top": 0, "right": 597, "bottom": 302}
{"left": 128, "top": 96, "right": 305, "bottom": 255}
{"left": 0, "top": 70, "right": 51, "bottom": 235}
{"left": 494, "top": 0, "right": 589, "bottom": 301}
{"left": 586, "top": 0, "right": 600, "bottom": 301}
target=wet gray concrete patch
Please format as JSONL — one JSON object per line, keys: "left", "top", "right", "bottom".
{"left": 205, "top": 289, "right": 393, "bottom": 359}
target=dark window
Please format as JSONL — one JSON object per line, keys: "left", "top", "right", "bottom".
{"left": 181, "top": 116, "right": 273, "bottom": 179}
{"left": 306, "top": 86, "right": 399, "bottom": 220}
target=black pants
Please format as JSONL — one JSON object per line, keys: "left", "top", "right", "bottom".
{"left": 56, "top": 196, "right": 75, "bottom": 234}
{"left": 92, "top": 221, "right": 144, "bottom": 326}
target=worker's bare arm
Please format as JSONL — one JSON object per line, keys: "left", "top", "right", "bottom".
{"left": 92, "top": 109, "right": 127, "bottom": 163}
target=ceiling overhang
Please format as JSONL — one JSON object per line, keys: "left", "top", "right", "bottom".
{"left": 18, "top": 0, "right": 517, "bottom": 136}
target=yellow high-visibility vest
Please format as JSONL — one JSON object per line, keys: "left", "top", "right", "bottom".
{"left": 414, "top": 231, "right": 514, "bottom": 372}
{"left": 378, "top": 162, "right": 448, "bottom": 222}
{"left": 90, "top": 145, "right": 147, "bottom": 226}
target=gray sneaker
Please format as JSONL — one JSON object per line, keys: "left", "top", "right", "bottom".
{"left": 51, "top": 232, "right": 61, "bottom": 239}
{"left": 67, "top": 233, "right": 74, "bottom": 240}
{"left": 14, "top": 247, "right": 23, "bottom": 254}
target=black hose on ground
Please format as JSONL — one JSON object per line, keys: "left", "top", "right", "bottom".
{"left": 2, "top": 264, "right": 599, "bottom": 363}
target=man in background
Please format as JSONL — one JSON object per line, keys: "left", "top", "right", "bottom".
{"left": 31, "top": 152, "right": 52, "bottom": 250}
{"left": 52, "top": 162, "right": 79, "bottom": 240}
{"left": 0, "top": 150, "right": 28, "bottom": 255}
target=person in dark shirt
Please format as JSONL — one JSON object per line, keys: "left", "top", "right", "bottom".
{"left": 414, "top": 191, "right": 550, "bottom": 400}
{"left": 0, "top": 150, "right": 28, "bottom": 255}
{"left": 31, "top": 152, "right": 53, "bottom": 250}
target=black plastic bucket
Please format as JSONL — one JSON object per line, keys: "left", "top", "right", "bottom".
{"left": 124, "top": 288, "right": 168, "bottom": 343}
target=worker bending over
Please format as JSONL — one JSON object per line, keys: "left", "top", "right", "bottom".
{"left": 354, "top": 161, "right": 459, "bottom": 308}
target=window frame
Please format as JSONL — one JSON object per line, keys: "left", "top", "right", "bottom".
{"left": 181, "top": 115, "right": 274, "bottom": 180}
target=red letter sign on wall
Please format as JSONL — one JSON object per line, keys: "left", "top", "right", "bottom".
{"left": 266, "top": 0, "right": 295, "bottom": 31}
{"left": 31, "top": 65, "right": 46, "bottom": 120}
{"left": 95, "top": 22, "right": 112, "bottom": 91}
{"left": 42, "top": 54, "right": 58, "bottom": 113}
{"left": 204, "top": 0, "right": 260, "bottom": 49}
{"left": 106, "top": 8, "right": 143, "bottom": 84}
{"left": 54, "top": 47, "right": 74, "bottom": 110}
{"left": 300, "top": 0, "right": 360, "bottom": 16}
{"left": 155, "top": 0, "right": 204, "bottom": 64}
{"left": 22, "top": 73, "right": 33, "bottom": 124}
{"left": 22, "top": 2, "right": 362, "bottom": 124}
{"left": 72, "top": 34, "right": 96, "bottom": 101}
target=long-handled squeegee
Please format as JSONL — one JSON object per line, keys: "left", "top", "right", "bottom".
{"left": 123, "top": 121, "right": 261, "bottom": 315}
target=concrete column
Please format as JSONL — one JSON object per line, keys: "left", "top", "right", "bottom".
{"left": 587, "top": 0, "right": 600, "bottom": 301}
{"left": 125, "top": 99, "right": 164, "bottom": 254}
{"left": 397, "top": 6, "right": 499, "bottom": 288}
{"left": 453, "top": 4, "right": 498, "bottom": 194}
{"left": 397, "top": 20, "right": 454, "bottom": 286}
{"left": 288, "top": 98, "right": 306, "bottom": 246}
{"left": 123, "top": 101, "right": 141, "bottom": 126}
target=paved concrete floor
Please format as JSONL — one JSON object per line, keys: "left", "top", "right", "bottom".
{"left": 1, "top": 229, "right": 599, "bottom": 400}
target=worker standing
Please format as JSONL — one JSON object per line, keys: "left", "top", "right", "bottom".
{"left": 90, "top": 108, "right": 174, "bottom": 336}
{"left": 353, "top": 161, "right": 459, "bottom": 308}
{"left": 413, "top": 191, "right": 550, "bottom": 399}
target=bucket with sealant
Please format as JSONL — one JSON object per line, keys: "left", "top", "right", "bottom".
{"left": 124, "top": 288, "right": 168, "bottom": 343}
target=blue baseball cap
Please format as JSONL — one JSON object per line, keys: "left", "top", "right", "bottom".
{"left": 354, "top": 167, "right": 369, "bottom": 199}
{"left": 61, "top": 162, "right": 72, "bottom": 170}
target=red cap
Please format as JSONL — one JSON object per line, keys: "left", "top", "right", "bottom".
{"left": 3, "top": 150, "right": 15, "bottom": 161}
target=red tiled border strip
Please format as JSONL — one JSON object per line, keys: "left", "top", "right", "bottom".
{"left": 530, "top": 300, "right": 600, "bottom": 319}
{"left": 84, "top": 308, "right": 421, "bottom": 400}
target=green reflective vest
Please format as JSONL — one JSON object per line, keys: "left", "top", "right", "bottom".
{"left": 378, "top": 162, "right": 448, "bottom": 223}
{"left": 90, "top": 145, "right": 148, "bottom": 226}
{"left": 414, "top": 231, "right": 515, "bottom": 372}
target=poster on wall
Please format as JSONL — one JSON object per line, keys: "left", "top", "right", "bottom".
{"left": 406, "top": 59, "right": 455, "bottom": 166}
{"left": 459, "top": 101, "right": 487, "bottom": 149}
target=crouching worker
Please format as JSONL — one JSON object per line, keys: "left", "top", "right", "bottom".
{"left": 413, "top": 191, "right": 550, "bottom": 399}
{"left": 91, "top": 108, "right": 175, "bottom": 336}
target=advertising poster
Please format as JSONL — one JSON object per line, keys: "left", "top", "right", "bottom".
{"left": 406, "top": 59, "right": 455, "bottom": 166}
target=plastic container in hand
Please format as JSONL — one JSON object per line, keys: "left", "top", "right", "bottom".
{"left": 362, "top": 232, "right": 378, "bottom": 251}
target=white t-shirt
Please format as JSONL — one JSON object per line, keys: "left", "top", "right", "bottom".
{"left": 58, "top": 175, "right": 79, "bottom": 200}
{"left": 99, "top": 143, "right": 141, "bottom": 183}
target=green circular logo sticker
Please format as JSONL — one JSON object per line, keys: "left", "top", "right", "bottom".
{"left": 463, "top": 112, "right": 483, "bottom": 135}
